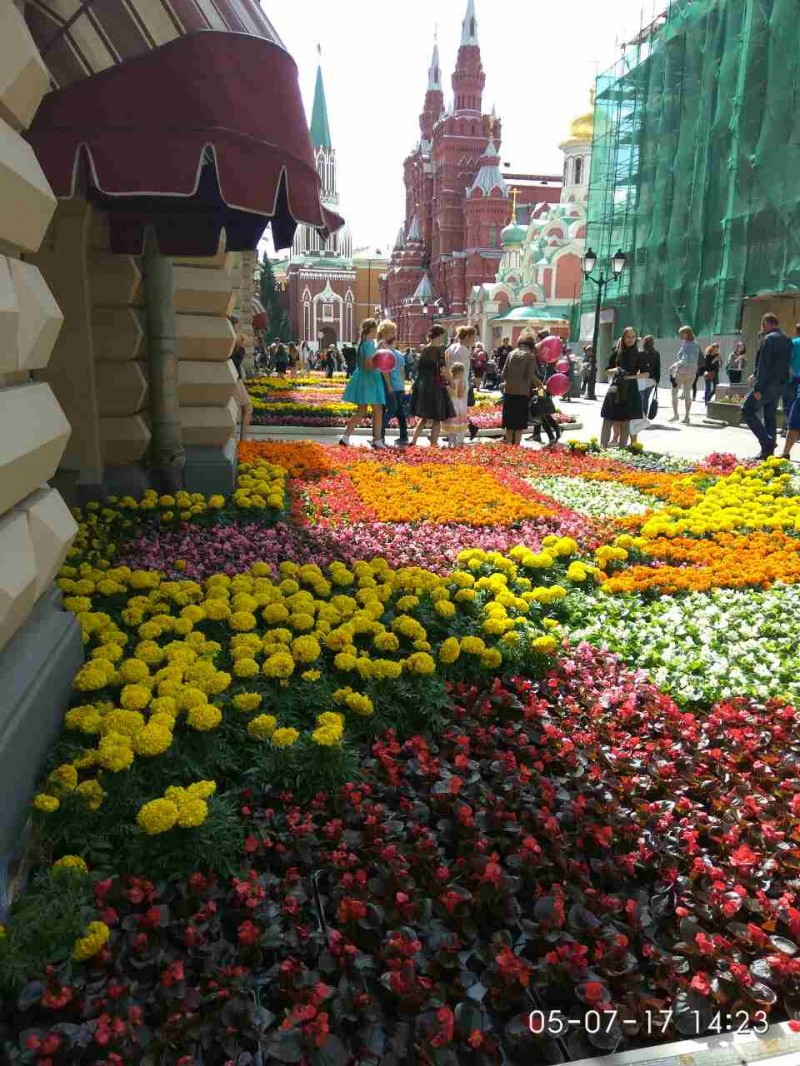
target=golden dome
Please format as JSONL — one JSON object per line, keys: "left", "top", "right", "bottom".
{"left": 562, "top": 89, "right": 595, "bottom": 146}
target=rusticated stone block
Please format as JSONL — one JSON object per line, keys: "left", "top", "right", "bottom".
{"left": 173, "top": 265, "right": 235, "bottom": 316}
{"left": 0, "top": 117, "right": 57, "bottom": 253}
{"left": 174, "top": 313, "right": 235, "bottom": 361}
{"left": 178, "top": 359, "right": 237, "bottom": 407}
{"left": 99, "top": 414, "right": 150, "bottom": 464}
{"left": 89, "top": 254, "right": 142, "bottom": 307}
{"left": 8, "top": 257, "right": 63, "bottom": 371}
{"left": 0, "top": 0, "right": 50, "bottom": 131}
{"left": 15, "top": 487, "right": 77, "bottom": 597}
{"left": 95, "top": 360, "right": 147, "bottom": 416}
{"left": 0, "top": 382, "right": 71, "bottom": 515}
{"left": 92, "top": 306, "right": 145, "bottom": 362}
{"left": 0, "top": 509, "right": 37, "bottom": 651}
{"left": 180, "top": 398, "right": 237, "bottom": 446}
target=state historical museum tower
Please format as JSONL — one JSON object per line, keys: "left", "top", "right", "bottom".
{"left": 382, "top": 0, "right": 510, "bottom": 345}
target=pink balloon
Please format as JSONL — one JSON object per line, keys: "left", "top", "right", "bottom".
{"left": 546, "top": 373, "right": 570, "bottom": 397}
{"left": 538, "top": 335, "right": 563, "bottom": 363}
{"left": 555, "top": 356, "right": 570, "bottom": 374}
{"left": 372, "top": 349, "right": 395, "bottom": 372}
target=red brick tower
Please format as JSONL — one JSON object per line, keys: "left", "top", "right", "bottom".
{"left": 384, "top": 0, "right": 507, "bottom": 337}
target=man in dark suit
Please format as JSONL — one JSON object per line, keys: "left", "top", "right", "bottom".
{"left": 741, "top": 313, "right": 792, "bottom": 458}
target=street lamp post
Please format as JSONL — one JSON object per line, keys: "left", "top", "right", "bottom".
{"left": 581, "top": 247, "right": 628, "bottom": 401}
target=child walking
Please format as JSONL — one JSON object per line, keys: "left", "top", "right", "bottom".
{"left": 447, "top": 363, "right": 469, "bottom": 447}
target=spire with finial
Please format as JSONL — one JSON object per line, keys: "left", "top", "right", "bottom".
{"left": 461, "top": 0, "right": 479, "bottom": 46}
{"left": 310, "top": 46, "right": 332, "bottom": 149}
{"left": 428, "top": 29, "right": 441, "bottom": 90}
{"left": 420, "top": 27, "right": 444, "bottom": 138}
{"left": 452, "top": 0, "right": 484, "bottom": 113}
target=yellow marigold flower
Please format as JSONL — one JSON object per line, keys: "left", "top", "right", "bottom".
{"left": 405, "top": 652, "right": 436, "bottom": 676}
{"left": 262, "top": 652, "right": 295, "bottom": 679}
{"left": 532, "top": 635, "right": 559, "bottom": 656}
{"left": 33, "top": 793, "right": 59, "bottom": 813}
{"left": 292, "top": 635, "right": 321, "bottom": 663}
{"left": 230, "top": 610, "right": 257, "bottom": 632}
{"left": 186, "top": 704, "right": 222, "bottom": 732}
{"left": 91, "top": 643, "right": 124, "bottom": 663}
{"left": 233, "top": 658, "right": 260, "bottom": 679}
{"left": 175, "top": 797, "right": 209, "bottom": 828}
{"left": 345, "top": 691, "right": 374, "bottom": 717}
{"left": 96, "top": 733, "right": 135, "bottom": 773}
{"left": 76, "top": 779, "right": 106, "bottom": 810}
{"left": 262, "top": 603, "right": 290, "bottom": 625}
{"left": 137, "top": 798, "right": 179, "bottom": 835}
{"left": 248, "top": 714, "right": 278, "bottom": 740}
{"left": 65, "top": 706, "right": 102, "bottom": 734}
{"left": 118, "top": 658, "right": 150, "bottom": 684}
{"left": 120, "top": 684, "right": 151, "bottom": 712}
{"left": 289, "top": 612, "right": 315, "bottom": 632}
{"left": 460, "top": 636, "right": 486, "bottom": 655}
{"left": 299, "top": 669, "right": 320, "bottom": 683}
{"left": 53, "top": 855, "right": 88, "bottom": 876}
{"left": 72, "top": 921, "right": 110, "bottom": 961}
{"left": 271, "top": 727, "right": 300, "bottom": 748}
{"left": 374, "top": 632, "right": 400, "bottom": 653}
{"left": 208, "top": 495, "right": 225, "bottom": 509}
{"left": 482, "top": 617, "right": 509, "bottom": 636}
{"left": 481, "top": 648, "right": 503, "bottom": 669}
{"left": 49, "top": 763, "right": 78, "bottom": 792}
{"left": 73, "top": 663, "right": 110, "bottom": 692}
{"left": 175, "top": 687, "right": 208, "bottom": 712}
{"left": 132, "top": 724, "right": 173, "bottom": 757}
{"left": 233, "top": 692, "right": 262, "bottom": 713}
{"left": 395, "top": 595, "right": 420, "bottom": 612}
{"left": 334, "top": 652, "right": 358, "bottom": 672}
{"left": 312, "top": 725, "right": 342, "bottom": 747}
{"left": 567, "top": 562, "right": 588, "bottom": 583}
{"left": 455, "top": 588, "right": 477, "bottom": 604}
{"left": 438, "top": 637, "right": 461, "bottom": 664}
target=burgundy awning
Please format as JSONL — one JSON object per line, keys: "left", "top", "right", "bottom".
{"left": 25, "top": 31, "right": 344, "bottom": 255}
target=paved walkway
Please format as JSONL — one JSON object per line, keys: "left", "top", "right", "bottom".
{"left": 248, "top": 385, "right": 789, "bottom": 461}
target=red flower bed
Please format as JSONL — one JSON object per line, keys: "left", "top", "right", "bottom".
{"left": 7, "top": 646, "right": 800, "bottom": 1063}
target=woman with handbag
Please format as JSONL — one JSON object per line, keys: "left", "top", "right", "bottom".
{"left": 600, "top": 327, "right": 643, "bottom": 448}
{"left": 502, "top": 331, "right": 543, "bottom": 445}
{"left": 702, "top": 343, "right": 722, "bottom": 403}
{"left": 630, "top": 335, "right": 661, "bottom": 442}
{"left": 410, "top": 325, "right": 455, "bottom": 447}
{"left": 339, "top": 318, "right": 387, "bottom": 449}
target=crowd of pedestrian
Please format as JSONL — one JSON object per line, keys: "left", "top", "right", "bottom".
{"left": 238, "top": 312, "right": 800, "bottom": 461}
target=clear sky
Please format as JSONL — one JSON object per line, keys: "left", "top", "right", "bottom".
{"left": 266, "top": 0, "right": 655, "bottom": 254}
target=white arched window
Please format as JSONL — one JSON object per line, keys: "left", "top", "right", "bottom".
{"left": 574, "top": 157, "right": 583, "bottom": 186}
{"left": 302, "top": 288, "right": 312, "bottom": 342}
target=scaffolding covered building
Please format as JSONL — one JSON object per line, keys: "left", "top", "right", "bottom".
{"left": 581, "top": 0, "right": 800, "bottom": 354}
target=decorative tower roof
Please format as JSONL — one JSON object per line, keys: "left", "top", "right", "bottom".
{"left": 310, "top": 56, "right": 332, "bottom": 149}
{"left": 428, "top": 38, "right": 442, "bottom": 89}
{"left": 560, "top": 88, "right": 595, "bottom": 149}
{"left": 420, "top": 33, "right": 445, "bottom": 138}
{"left": 394, "top": 226, "right": 406, "bottom": 250}
{"left": 412, "top": 273, "right": 434, "bottom": 302}
{"left": 406, "top": 214, "right": 422, "bottom": 242}
{"left": 461, "top": 0, "right": 479, "bottom": 45}
{"left": 452, "top": 0, "right": 485, "bottom": 113}
{"left": 467, "top": 140, "right": 508, "bottom": 198}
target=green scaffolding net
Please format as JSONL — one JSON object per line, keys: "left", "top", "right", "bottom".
{"left": 581, "top": 0, "right": 800, "bottom": 340}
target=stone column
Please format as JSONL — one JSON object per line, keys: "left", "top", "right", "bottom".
{"left": 172, "top": 240, "right": 238, "bottom": 493}
{"left": 0, "top": 0, "right": 84, "bottom": 910}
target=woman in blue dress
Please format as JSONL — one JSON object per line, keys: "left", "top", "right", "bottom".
{"left": 339, "top": 318, "right": 387, "bottom": 448}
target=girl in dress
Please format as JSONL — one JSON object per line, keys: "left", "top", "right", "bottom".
{"left": 448, "top": 364, "right": 469, "bottom": 447}
{"left": 410, "top": 325, "right": 455, "bottom": 447}
{"left": 339, "top": 318, "right": 387, "bottom": 449}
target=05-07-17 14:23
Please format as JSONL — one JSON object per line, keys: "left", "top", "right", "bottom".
{"left": 528, "top": 1008, "right": 771, "bottom": 1037}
